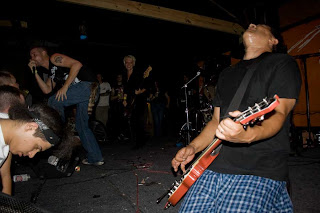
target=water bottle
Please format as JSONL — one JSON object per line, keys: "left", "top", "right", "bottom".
{"left": 13, "top": 174, "right": 30, "bottom": 182}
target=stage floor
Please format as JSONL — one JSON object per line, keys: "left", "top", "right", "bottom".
{"left": 9, "top": 136, "right": 320, "bottom": 213}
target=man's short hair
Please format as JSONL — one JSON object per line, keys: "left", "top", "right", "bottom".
{"left": 269, "top": 26, "right": 287, "bottom": 53}
{"left": 0, "top": 71, "right": 15, "bottom": 86}
{"left": 30, "top": 46, "right": 47, "bottom": 52}
{"left": 0, "top": 85, "right": 24, "bottom": 112}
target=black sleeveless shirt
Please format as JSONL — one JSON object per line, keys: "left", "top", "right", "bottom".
{"left": 48, "top": 60, "right": 96, "bottom": 90}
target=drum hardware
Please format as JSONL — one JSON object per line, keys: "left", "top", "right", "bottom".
{"left": 180, "top": 71, "right": 201, "bottom": 146}
{"left": 200, "top": 107, "right": 213, "bottom": 124}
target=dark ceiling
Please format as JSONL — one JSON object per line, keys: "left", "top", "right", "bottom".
{"left": 1, "top": 0, "right": 291, "bottom": 90}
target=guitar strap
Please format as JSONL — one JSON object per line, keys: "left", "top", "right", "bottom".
{"left": 213, "top": 53, "right": 267, "bottom": 154}
{"left": 224, "top": 53, "right": 267, "bottom": 116}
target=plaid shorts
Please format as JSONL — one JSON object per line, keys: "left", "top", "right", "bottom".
{"left": 179, "top": 170, "right": 292, "bottom": 213}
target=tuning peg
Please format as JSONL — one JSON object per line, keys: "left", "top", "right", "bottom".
{"left": 259, "top": 115, "right": 265, "bottom": 121}
{"left": 243, "top": 125, "right": 248, "bottom": 130}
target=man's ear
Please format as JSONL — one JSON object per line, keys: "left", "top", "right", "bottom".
{"left": 270, "top": 38, "right": 278, "bottom": 46}
{"left": 25, "top": 122, "right": 39, "bottom": 131}
{"left": 41, "top": 49, "right": 47, "bottom": 56}
{"left": 19, "top": 94, "right": 25, "bottom": 103}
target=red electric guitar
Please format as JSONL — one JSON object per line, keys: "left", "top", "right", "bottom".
{"left": 157, "top": 95, "right": 280, "bottom": 209}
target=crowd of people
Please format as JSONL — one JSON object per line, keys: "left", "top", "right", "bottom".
{"left": 0, "top": 23, "right": 302, "bottom": 213}
{"left": 91, "top": 55, "right": 215, "bottom": 149}
{"left": 0, "top": 47, "right": 210, "bottom": 198}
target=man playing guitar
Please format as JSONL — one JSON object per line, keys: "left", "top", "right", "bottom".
{"left": 171, "top": 24, "right": 301, "bottom": 212}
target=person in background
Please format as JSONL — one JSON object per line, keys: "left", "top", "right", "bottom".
{"left": 149, "top": 80, "right": 170, "bottom": 137}
{"left": 95, "top": 73, "right": 111, "bottom": 127}
{"left": 110, "top": 73, "right": 128, "bottom": 141}
{"left": 0, "top": 71, "right": 19, "bottom": 89}
{"left": 122, "top": 55, "right": 149, "bottom": 149}
{"left": 172, "top": 23, "right": 301, "bottom": 212}
{"left": 0, "top": 70, "right": 32, "bottom": 107}
{"left": 28, "top": 46, "right": 104, "bottom": 166}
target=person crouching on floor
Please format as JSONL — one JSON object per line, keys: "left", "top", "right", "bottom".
{"left": 0, "top": 103, "right": 72, "bottom": 194}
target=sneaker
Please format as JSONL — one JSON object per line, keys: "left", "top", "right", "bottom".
{"left": 82, "top": 158, "right": 105, "bottom": 166}
{"left": 118, "top": 134, "right": 129, "bottom": 141}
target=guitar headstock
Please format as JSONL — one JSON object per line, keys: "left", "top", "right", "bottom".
{"left": 235, "top": 95, "right": 280, "bottom": 126}
{"left": 143, "top": 66, "right": 152, "bottom": 79}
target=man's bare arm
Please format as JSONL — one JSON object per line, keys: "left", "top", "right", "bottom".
{"left": 28, "top": 60, "right": 54, "bottom": 94}
{"left": 51, "top": 54, "right": 82, "bottom": 88}
{"left": 34, "top": 73, "right": 54, "bottom": 94}
{"left": 216, "top": 98, "right": 296, "bottom": 143}
{"left": 50, "top": 53, "right": 82, "bottom": 101}
{"left": 172, "top": 107, "right": 220, "bottom": 172}
{"left": 0, "top": 153, "right": 12, "bottom": 195}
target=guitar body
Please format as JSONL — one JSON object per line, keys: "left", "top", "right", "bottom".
{"left": 168, "top": 138, "right": 222, "bottom": 206}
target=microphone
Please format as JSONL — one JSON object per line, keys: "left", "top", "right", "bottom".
{"left": 32, "top": 66, "right": 36, "bottom": 74}
{"left": 197, "top": 67, "right": 205, "bottom": 76}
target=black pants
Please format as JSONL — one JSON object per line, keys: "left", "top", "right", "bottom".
{"left": 129, "top": 101, "right": 147, "bottom": 147}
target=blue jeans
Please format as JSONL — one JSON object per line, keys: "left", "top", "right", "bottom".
{"left": 48, "top": 81, "right": 103, "bottom": 163}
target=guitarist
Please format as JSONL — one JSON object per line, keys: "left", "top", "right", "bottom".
{"left": 122, "top": 55, "right": 149, "bottom": 149}
{"left": 171, "top": 24, "right": 301, "bottom": 212}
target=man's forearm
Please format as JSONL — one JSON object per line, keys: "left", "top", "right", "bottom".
{"left": 1, "top": 176, "right": 12, "bottom": 195}
{"left": 246, "top": 111, "right": 287, "bottom": 143}
{"left": 1, "top": 154, "right": 12, "bottom": 195}
{"left": 35, "top": 73, "right": 52, "bottom": 94}
{"left": 189, "top": 118, "right": 218, "bottom": 153}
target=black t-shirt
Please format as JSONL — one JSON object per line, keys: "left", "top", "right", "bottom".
{"left": 209, "top": 52, "right": 301, "bottom": 181}
{"left": 123, "top": 69, "right": 149, "bottom": 107}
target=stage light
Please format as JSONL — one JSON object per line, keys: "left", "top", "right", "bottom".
{"left": 79, "top": 21, "right": 88, "bottom": 40}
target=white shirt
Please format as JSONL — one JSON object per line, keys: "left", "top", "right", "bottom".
{"left": 97, "top": 82, "right": 111, "bottom": 107}
{"left": 0, "top": 113, "right": 9, "bottom": 119}
{"left": 0, "top": 124, "right": 9, "bottom": 167}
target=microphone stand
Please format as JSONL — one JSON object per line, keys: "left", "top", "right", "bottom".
{"left": 181, "top": 71, "right": 201, "bottom": 146}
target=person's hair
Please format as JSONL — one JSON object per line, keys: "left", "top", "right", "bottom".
{"left": 0, "top": 85, "right": 24, "bottom": 112}
{"left": 270, "top": 26, "right": 287, "bottom": 53}
{"left": 8, "top": 104, "right": 74, "bottom": 159}
{"left": 29, "top": 46, "right": 53, "bottom": 58}
{"left": 123, "top": 55, "right": 136, "bottom": 66}
{"left": 0, "top": 71, "right": 15, "bottom": 86}
{"left": 29, "top": 46, "right": 48, "bottom": 54}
